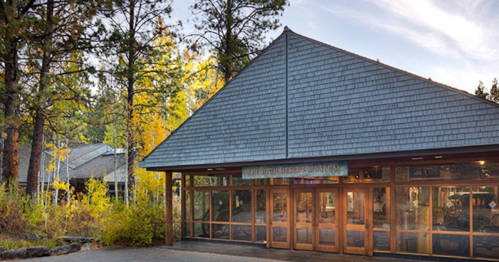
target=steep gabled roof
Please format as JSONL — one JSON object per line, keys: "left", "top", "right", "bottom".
{"left": 140, "top": 29, "right": 499, "bottom": 170}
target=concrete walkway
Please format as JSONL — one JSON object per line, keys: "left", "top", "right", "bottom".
{"left": 22, "top": 241, "right": 426, "bottom": 262}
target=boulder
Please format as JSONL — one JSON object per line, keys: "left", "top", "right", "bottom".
{"left": 27, "top": 246, "right": 51, "bottom": 257}
{"left": 1, "top": 247, "right": 28, "bottom": 259}
{"left": 81, "top": 243, "right": 93, "bottom": 251}
{"left": 51, "top": 243, "right": 81, "bottom": 256}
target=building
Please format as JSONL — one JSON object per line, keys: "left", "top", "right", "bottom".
{"left": 19, "top": 143, "right": 127, "bottom": 195}
{"left": 140, "top": 28, "right": 499, "bottom": 260}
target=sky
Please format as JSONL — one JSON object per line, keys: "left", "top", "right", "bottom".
{"left": 172, "top": 0, "right": 499, "bottom": 95}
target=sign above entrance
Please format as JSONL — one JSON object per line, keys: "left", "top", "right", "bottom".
{"left": 242, "top": 161, "right": 348, "bottom": 179}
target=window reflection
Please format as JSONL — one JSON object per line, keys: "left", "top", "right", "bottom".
{"left": 396, "top": 187, "right": 429, "bottom": 230}
{"left": 432, "top": 187, "right": 470, "bottom": 232}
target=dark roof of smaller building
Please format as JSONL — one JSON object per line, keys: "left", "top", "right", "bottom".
{"left": 72, "top": 153, "right": 126, "bottom": 179}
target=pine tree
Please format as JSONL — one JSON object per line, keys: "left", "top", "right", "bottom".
{"left": 190, "top": 0, "right": 288, "bottom": 83}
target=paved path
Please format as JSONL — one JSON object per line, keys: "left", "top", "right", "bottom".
{"left": 22, "top": 242, "right": 423, "bottom": 262}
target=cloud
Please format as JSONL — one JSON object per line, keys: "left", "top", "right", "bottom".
{"left": 323, "top": 0, "right": 498, "bottom": 62}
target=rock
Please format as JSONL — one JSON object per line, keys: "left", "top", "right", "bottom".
{"left": 23, "top": 234, "right": 45, "bottom": 241}
{"left": 81, "top": 243, "right": 93, "bottom": 251}
{"left": 51, "top": 243, "right": 81, "bottom": 256}
{"left": 62, "top": 236, "right": 95, "bottom": 243}
{"left": 27, "top": 246, "right": 51, "bottom": 257}
{"left": 0, "top": 246, "right": 4, "bottom": 253}
{"left": 1, "top": 247, "right": 28, "bottom": 259}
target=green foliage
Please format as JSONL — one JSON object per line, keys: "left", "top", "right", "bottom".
{"left": 0, "top": 183, "right": 29, "bottom": 234}
{"left": 475, "top": 78, "right": 499, "bottom": 103}
{"left": 191, "top": 0, "right": 289, "bottom": 82}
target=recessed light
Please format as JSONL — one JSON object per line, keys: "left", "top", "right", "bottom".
{"left": 215, "top": 168, "right": 226, "bottom": 171}
{"left": 207, "top": 168, "right": 213, "bottom": 171}
{"left": 435, "top": 156, "right": 443, "bottom": 159}
{"left": 411, "top": 157, "right": 424, "bottom": 160}
{"left": 479, "top": 161, "right": 485, "bottom": 165}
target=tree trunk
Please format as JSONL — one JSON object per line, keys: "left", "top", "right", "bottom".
{"left": 27, "top": 0, "right": 54, "bottom": 198}
{"left": 2, "top": 39, "right": 20, "bottom": 189}
{"left": 223, "top": 0, "right": 233, "bottom": 83}
{"left": 126, "top": 0, "right": 136, "bottom": 198}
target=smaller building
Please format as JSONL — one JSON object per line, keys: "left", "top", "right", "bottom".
{"left": 19, "top": 143, "right": 127, "bottom": 195}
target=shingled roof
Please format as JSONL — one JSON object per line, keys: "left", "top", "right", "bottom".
{"left": 140, "top": 29, "right": 499, "bottom": 170}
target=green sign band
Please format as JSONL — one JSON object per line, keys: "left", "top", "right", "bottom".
{"left": 242, "top": 161, "right": 348, "bottom": 179}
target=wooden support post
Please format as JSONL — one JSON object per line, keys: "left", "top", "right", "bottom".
{"left": 165, "top": 171, "right": 173, "bottom": 246}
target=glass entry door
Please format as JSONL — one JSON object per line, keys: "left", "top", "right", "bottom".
{"left": 344, "top": 188, "right": 369, "bottom": 255}
{"left": 294, "top": 188, "right": 338, "bottom": 252}
{"left": 270, "top": 189, "right": 289, "bottom": 248}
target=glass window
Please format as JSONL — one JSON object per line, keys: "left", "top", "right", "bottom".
{"left": 185, "top": 174, "right": 191, "bottom": 187}
{"left": 432, "top": 233, "right": 470, "bottom": 257}
{"left": 373, "top": 231, "right": 390, "bottom": 251}
{"left": 193, "top": 190, "right": 210, "bottom": 221}
{"left": 396, "top": 162, "right": 499, "bottom": 182}
{"left": 344, "top": 170, "right": 361, "bottom": 183}
{"left": 232, "top": 174, "right": 251, "bottom": 186}
{"left": 185, "top": 190, "right": 191, "bottom": 220}
{"left": 184, "top": 222, "right": 191, "bottom": 238}
{"left": 193, "top": 222, "right": 209, "bottom": 238}
{"left": 432, "top": 187, "right": 470, "bottom": 232}
{"left": 194, "top": 174, "right": 230, "bottom": 187}
{"left": 232, "top": 190, "right": 252, "bottom": 223}
{"left": 256, "top": 226, "right": 267, "bottom": 242}
{"left": 396, "top": 232, "right": 429, "bottom": 254}
{"left": 212, "top": 190, "right": 230, "bottom": 221}
{"left": 373, "top": 188, "right": 389, "bottom": 229}
{"left": 346, "top": 166, "right": 389, "bottom": 183}
{"left": 472, "top": 186, "right": 499, "bottom": 233}
{"left": 232, "top": 225, "right": 252, "bottom": 241}
{"left": 212, "top": 224, "right": 230, "bottom": 239}
{"left": 474, "top": 235, "right": 499, "bottom": 259}
{"left": 395, "top": 187, "right": 430, "bottom": 230}
{"left": 293, "top": 177, "right": 338, "bottom": 184}
{"left": 256, "top": 189, "right": 266, "bottom": 224}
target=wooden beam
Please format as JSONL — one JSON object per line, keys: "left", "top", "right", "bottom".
{"left": 165, "top": 171, "right": 173, "bottom": 246}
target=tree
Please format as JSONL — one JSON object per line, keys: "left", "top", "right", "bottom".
{"left": 0, "top": 0, "right": 38, "bottom": 188}
{"left": 190, "top": 0, "right": 288, "bottom": 83}
{"left": 475, "top": 78, "right": 499, "bottom": 103}
{"left": 99, "top": 0, "right": 179, "bottom": 198}
{"left": 25, "top": 0, "right": 98, "bottom": 197}
{"left": 475, "top": 81, "right": 488, "bottom": 99}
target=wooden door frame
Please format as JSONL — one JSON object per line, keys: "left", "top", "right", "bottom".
{"left": 342, "top": 187, "right": 371, "bottom": 255}
{"left": 315, "top": 187, "right": 340, "bottom": 252}
{"left": 269, "top": 189, "right": 290, "bottom": 249}
{"left": 294, "top": 189, "right": 315, "bottom": 250}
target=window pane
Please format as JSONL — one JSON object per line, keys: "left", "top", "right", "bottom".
{"left": 212, "top": 224, "right": 230, "bottom": 239}
{"left": 185, "top": 190, "right": 191, "bottom": 220}
{"left": 270, "top": 178, "right": 289, "bottom": 185}
{"left": 193, "top": 223, "right": 209, "bottom": 238}
{"left": 256, "top": 226, "right": 267, "bottom": 242}
{"left": 232, "top": 190, "right": 252, "bottom": 223}
{"left": 194, "top": 175, "right": 229, "bottom": 186}
{"left": 474, "top": 235, "right": 499, "bottom": 259}
{"left": 319, "top": 229, "right": 336, "bottom": 246}
{"left": 396, "top": 232, "right": 429, "bottom": 254}
{"left": 296, "top": 228, "right": 312, "bottom": 244}
{"left": 296, "top": 192, "right": 313, "bottom": 223}
{"left": 346, "top": 231, "right": 364, "bottom": 247}
{"left": 395, "top": 187, "right": 430, "bottom": 230}
{"left": 232, "top": 225, "right": 252, "bottom": 241}
{"left": 396, "top": 162, "right": 499, "bottom": 182}
{"left": 273, "top": 227, "right": 287, "bottom": 242}
{"left": 184, "top": 222, "right": 191, "bottom": 238}
{"left": 432, "top": 187, "right": 470, "bottom": 232}
{"left": 193, "top": 190, "right": 210, "bottom": 221}
{"left": 293, "top": 177, "right": 338, "bottom": 184}
{"left": 345, "top": 170, "right": 361, "bottom": 183}
{"left": 212, "top": 190, "right": 230, "bottom": 221}
{"left": 318, "top": 191, "right": 336, "bottom": 224}
{"left": 232, "top": 174, "right": 251, "bottom": 186}
{"left": 373, "top": 231, "right": 390, "bottom": 251}
{"left": 273, "top": 192, "right": 287, "bottom": 222}
{"left": 473, "top": 186, "right": 499, "bottom": 233}
{"left": 374, "top": 187, "right": 389, "bottom": 228}
{"left": 363, "top": 166, "right": 390, "bottom": 182}
{"left": 432, "top": 234, "right": 470, "bottom": 257}
{"left": 256, "top": 190, "right": 266, "bottom": 224}
{"left": 346, "top": 191, "right": 364, "bottom": 225}
{"left": 185, "top": 175, "right": 191, "bottom": 187}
